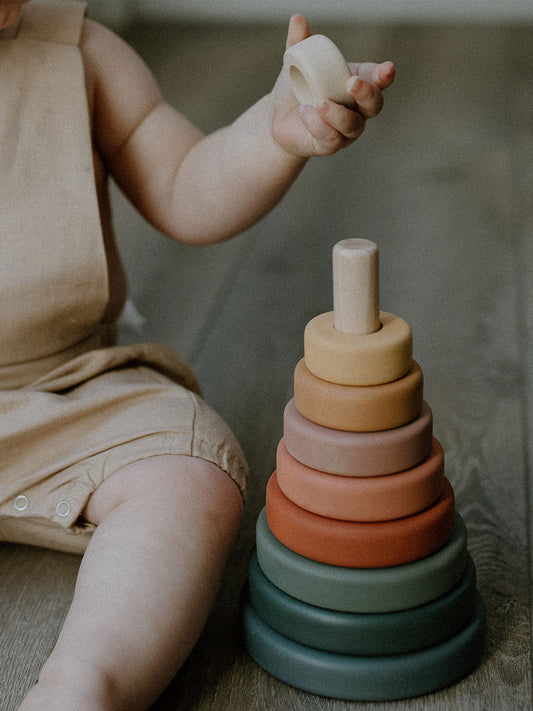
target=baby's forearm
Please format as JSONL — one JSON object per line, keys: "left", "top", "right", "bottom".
{"left": 91, "top": 16, "right": 392, "bottom": 247}
{"left": 163, "top": 94, "right": 308, "bottom": 244}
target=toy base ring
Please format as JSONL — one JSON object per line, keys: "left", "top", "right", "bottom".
{"left": 242, "top": 593, "right": 485, "bottom": 701}
{"left": 247, "top": 552, "right": 477, "bottom": 656}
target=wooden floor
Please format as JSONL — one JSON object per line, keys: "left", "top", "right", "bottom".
{"left": 1, "top": 19, "right": 532, "bottom": 711}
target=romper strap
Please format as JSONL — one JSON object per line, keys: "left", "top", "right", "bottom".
{"left": 18, "top": 1, "right": 88, "bottom": 46}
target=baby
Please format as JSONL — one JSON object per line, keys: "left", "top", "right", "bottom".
{"left": 0, "top": 1, "right": 394, "bottom": 709}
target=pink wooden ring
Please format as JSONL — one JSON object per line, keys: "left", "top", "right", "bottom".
{"left": 276, "top": 438, "right": 445, "bottom": 521}
{"left": 283, "top": 399, "right": 433, "bottom": 476}
{"left": 294, "top": 359, "right": 423, "bottom": 432}
{"left": 266, "top": 472, "right": 455, "bottom": 569}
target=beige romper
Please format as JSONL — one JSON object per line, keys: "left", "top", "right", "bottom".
{"left": 0, "top": 1, "right": 248, "bottom": 555}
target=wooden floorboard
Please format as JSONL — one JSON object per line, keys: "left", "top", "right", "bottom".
{"left": 0, "top": 19, "right": 531, "bottom": 711}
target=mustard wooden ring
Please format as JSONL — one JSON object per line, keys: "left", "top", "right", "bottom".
{"left": 283, "top": 34, "right": 356, "bottom": 108}
{"left": 294, "top": 359, "right": 423, "bottom": 432}
{"left": 304, "top": 311, "right": 413, "bottom": 386}
{"left": 276, "top": 437, "right": 445, "bottom": 522}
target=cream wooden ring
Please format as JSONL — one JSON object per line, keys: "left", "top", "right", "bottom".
{"left": 304, "top": 311, "right": 412, "bottom": 386}
{"left": 283, "top": 34, "right": 356, "bottom": 108}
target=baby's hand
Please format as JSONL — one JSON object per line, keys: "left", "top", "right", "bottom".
{"left": 271, "top": 15, "right": 395, "bottom": 157}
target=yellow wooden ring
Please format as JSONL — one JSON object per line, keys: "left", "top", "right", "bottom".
{"left": 294, "top": 359, "right": 423, "bottom": 432}
{"left": 304, "top": 311, "right": 412, "bottom": 386}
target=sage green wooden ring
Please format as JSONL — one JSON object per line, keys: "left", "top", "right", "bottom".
{"left": 255, "top": 507, "right": 468, "bottom": 613}
{"left": 242, "top": 593, "right": 485, "bottom": 701}
{"left": 247, "top": 552, "right": 477, "bottom": 655}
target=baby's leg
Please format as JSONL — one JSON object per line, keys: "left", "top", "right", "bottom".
{"left": 18, "top": 455, "right": 243, "bottom": 711}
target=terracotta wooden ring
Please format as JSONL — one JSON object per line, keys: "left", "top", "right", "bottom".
{"left": 276, "top": 437, "right": 445, "bottom": 521}
{"left": 266, "top": 472, "right": 455, "bottom": 568}
{"left": 283, "top": 34, "right": 356, "bottom": 108}
{"left": 255, "top": 508, "right": 468, "bottom": 613}
{"left": 283, "top": 398, "right": 433, "bottom": 476}
{"left": 294, "top": 359, "right": 423, "bottom": 432}
{"left": 304, "top": 311, "right": 412, "bottom": 386}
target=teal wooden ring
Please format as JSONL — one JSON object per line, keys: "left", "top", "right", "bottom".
{"left": 247, "top": 552, "right": 477, "bottom": 655}
{"left": 242, "top": 593, "right": 485, "bottom": 701}
{"left": 255, "top": 507, "right": 468, "bottom": 613}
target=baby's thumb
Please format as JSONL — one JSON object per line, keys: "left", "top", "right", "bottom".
{"left": 286, "top": 14, "right": 312, "bottom": 49}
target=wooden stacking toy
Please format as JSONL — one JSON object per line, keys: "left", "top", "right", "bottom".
{"left": 242, "top": 239, "right": 485, "bottom": 701}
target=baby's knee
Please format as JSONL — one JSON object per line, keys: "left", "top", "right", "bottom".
{"left": 84, "top": 454, "right": 243, "bottom": 529}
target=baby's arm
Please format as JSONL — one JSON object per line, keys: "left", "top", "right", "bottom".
{"left": 83, "top": 15, "right": 393, "bottom": 245}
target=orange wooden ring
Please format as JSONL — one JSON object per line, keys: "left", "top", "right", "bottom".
{"left": 266, "top": 472, "right": 455, "bottom": 568}
{"left": 294, "top": 359, "right": 423, "bottom": 432}
{"left": 276, "top": 438, "right": 445, "bottom": 522}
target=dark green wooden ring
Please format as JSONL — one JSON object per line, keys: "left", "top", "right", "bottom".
{"left": 242, "top": 592, "right": 485, "bottom": 701}
{"left": 247, "top": 552, "right": 477, "bottom": 655}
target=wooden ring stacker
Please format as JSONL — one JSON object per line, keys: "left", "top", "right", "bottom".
{"left": 246, "top": 552, "right": 478, "bottom": 656}
{"left": 294, "top": 358, "right": 423, "bottom": 432}
{"left": 283, "top": 398, "right": 433, "bottom": 476}
{"left": 255, "top": 508, "right": 469, "bottom": 613}
{"left": 304, "top": 240, "right": 412, "bottom": 386}
{"left": 283, "top": 34, "right": 356, "bottom": 108}
{"left": 242, "top": 593, "right": 485, "bottom": 701}
{"left": 266, "top": 472, "right": 455, "bottom": 568}
{"left": 276, "top": 437, "right": 445, "bottom": 522}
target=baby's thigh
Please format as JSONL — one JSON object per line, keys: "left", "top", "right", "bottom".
{"left": 83, "top": 454, "right": 243, "bottom": 530}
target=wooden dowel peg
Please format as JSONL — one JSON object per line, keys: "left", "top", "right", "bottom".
{"left": 333, "top": 239, "right": 380, "bottom": 335}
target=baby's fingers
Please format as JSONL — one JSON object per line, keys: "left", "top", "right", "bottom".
{"left": 318, "top": 101, "right": 366, "bottom": 141}
{"left": 349, "top": 61, "right": 395, "bottom": 90}
{"left": 346, "top": 76, "right": 384, "bottom": 119}
{"left": 286, "top": 14, "right": 312, "bottom": 49}
{"left": 298, "top": 102, "right": 365, "bottom": 155}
